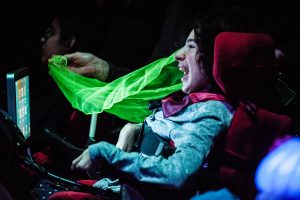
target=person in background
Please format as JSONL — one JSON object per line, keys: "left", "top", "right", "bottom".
{"left": 29, "top": 8, "right": 109, "bottom": 178}
{"left": 30, "top": 0, "right": 172, "bottom": 177}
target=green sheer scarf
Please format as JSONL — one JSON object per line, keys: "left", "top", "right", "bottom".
{"left": 48, "top": 52, "right": 182, "bottom": 123}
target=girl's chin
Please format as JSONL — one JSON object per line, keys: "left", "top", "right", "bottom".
{"left": 181, "top": 75, "right": 188, "bottom": 82}
{"left": 181, "top": 86, "right": 190, "bottom": 94}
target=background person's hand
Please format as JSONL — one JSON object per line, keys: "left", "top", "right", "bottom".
{"left": 116, "top": 123, "right": 141, "bottom": 152}
{"left": 65, "top": 52, "right": 110, "bottom": 81}
{"left": 71, "top": 149, "right": 97, "bottom": 171}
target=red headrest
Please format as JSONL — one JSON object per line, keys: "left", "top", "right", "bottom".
{"left": 213, "top": 32, "right": 275, "bottom": 103}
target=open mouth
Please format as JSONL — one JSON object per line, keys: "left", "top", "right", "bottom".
{"left": 179, "top": 67, "right": 188, "bottom": 75}
{"left": 179, "top": 67, "right": 189, "bottom": 81}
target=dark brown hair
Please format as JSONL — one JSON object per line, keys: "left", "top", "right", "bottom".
{"left": 192, "top": 14, "right": 241, "bottom": 92}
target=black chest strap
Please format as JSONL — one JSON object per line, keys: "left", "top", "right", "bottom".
{"left": 137, "top": 121, "right": 175, "bottom": 157}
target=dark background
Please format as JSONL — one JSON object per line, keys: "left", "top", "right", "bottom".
{"left": 0, "top": 0, "right": 69, "bottom": 110}
{"left": 1, "top": 0, "right": 300, "bottom": 111}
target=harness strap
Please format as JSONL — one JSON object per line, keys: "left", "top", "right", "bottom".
{"left": 137, "top": 121, "right": 175, "bottom": 157}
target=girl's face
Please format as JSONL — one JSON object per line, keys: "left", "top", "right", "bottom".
{"left": 175, "top": 30, "right": 210, "bottom": 94}
{"left": 40, "top": 18, "right": 70, "bottom": 64}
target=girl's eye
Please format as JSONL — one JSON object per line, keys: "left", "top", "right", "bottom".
{"left": 186, "top": 41, "right": 197, "bottom": 49}
{"left": 187, "top": 44, "right": 195, "bottom": 49}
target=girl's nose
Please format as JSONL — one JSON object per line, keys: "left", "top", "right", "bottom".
{"left": 175, "top": 49, "right": 185, "bottom": 61}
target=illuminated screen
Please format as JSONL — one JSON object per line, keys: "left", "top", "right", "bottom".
{"left": 15, "top": 76, "right": 30, "bottom": 139}
{"left": 7, "top": 67, "right": 30, "bottom": 140}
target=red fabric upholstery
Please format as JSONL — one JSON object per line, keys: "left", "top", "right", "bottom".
{"left": 49, "top": 180, "right": 101, "bottom": 200}
{"left": 213, "top": 32, "right": 275, "bottom": 103}
{"left": 33, "top": 151, "right": 51, "bottom": 165}
{"left": 219, "top": 104, "right": 292, "bottom": 199}
{"left": 208, "top": 32, "right": 293, "bottom": 200}
{"left": 77, "top": 180, "right": 98, "bottom": 186}
{"left": 49, "top": 191, "right": 102, "bottom": 200}
{"left": 66, "top": 110, "right": 92, "bottom": 146}
{"left": 19, "top": 152, "right": 51, "bottom": 178}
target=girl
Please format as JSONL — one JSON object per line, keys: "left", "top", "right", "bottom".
{"left": 71, "top": 17, "right": 235, "bottom": 199}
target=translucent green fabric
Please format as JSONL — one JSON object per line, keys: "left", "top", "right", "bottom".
{"left": 49, "top": 53, "right": 182, "bottom": 123}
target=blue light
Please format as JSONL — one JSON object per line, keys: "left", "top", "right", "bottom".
{"left": 255, "top": 137, "right": 300, "bottom": 200}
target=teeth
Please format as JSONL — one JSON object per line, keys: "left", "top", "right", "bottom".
{"left": 179, "top": 67, "right": 188, "bottom": 75}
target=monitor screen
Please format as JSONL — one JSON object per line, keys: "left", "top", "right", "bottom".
{"left": 6, "top": 67, "right": 30, "bottom": 139}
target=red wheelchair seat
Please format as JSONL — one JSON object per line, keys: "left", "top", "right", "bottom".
{"left": 200, "top": 32, "right": 293, "bottom": 200}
